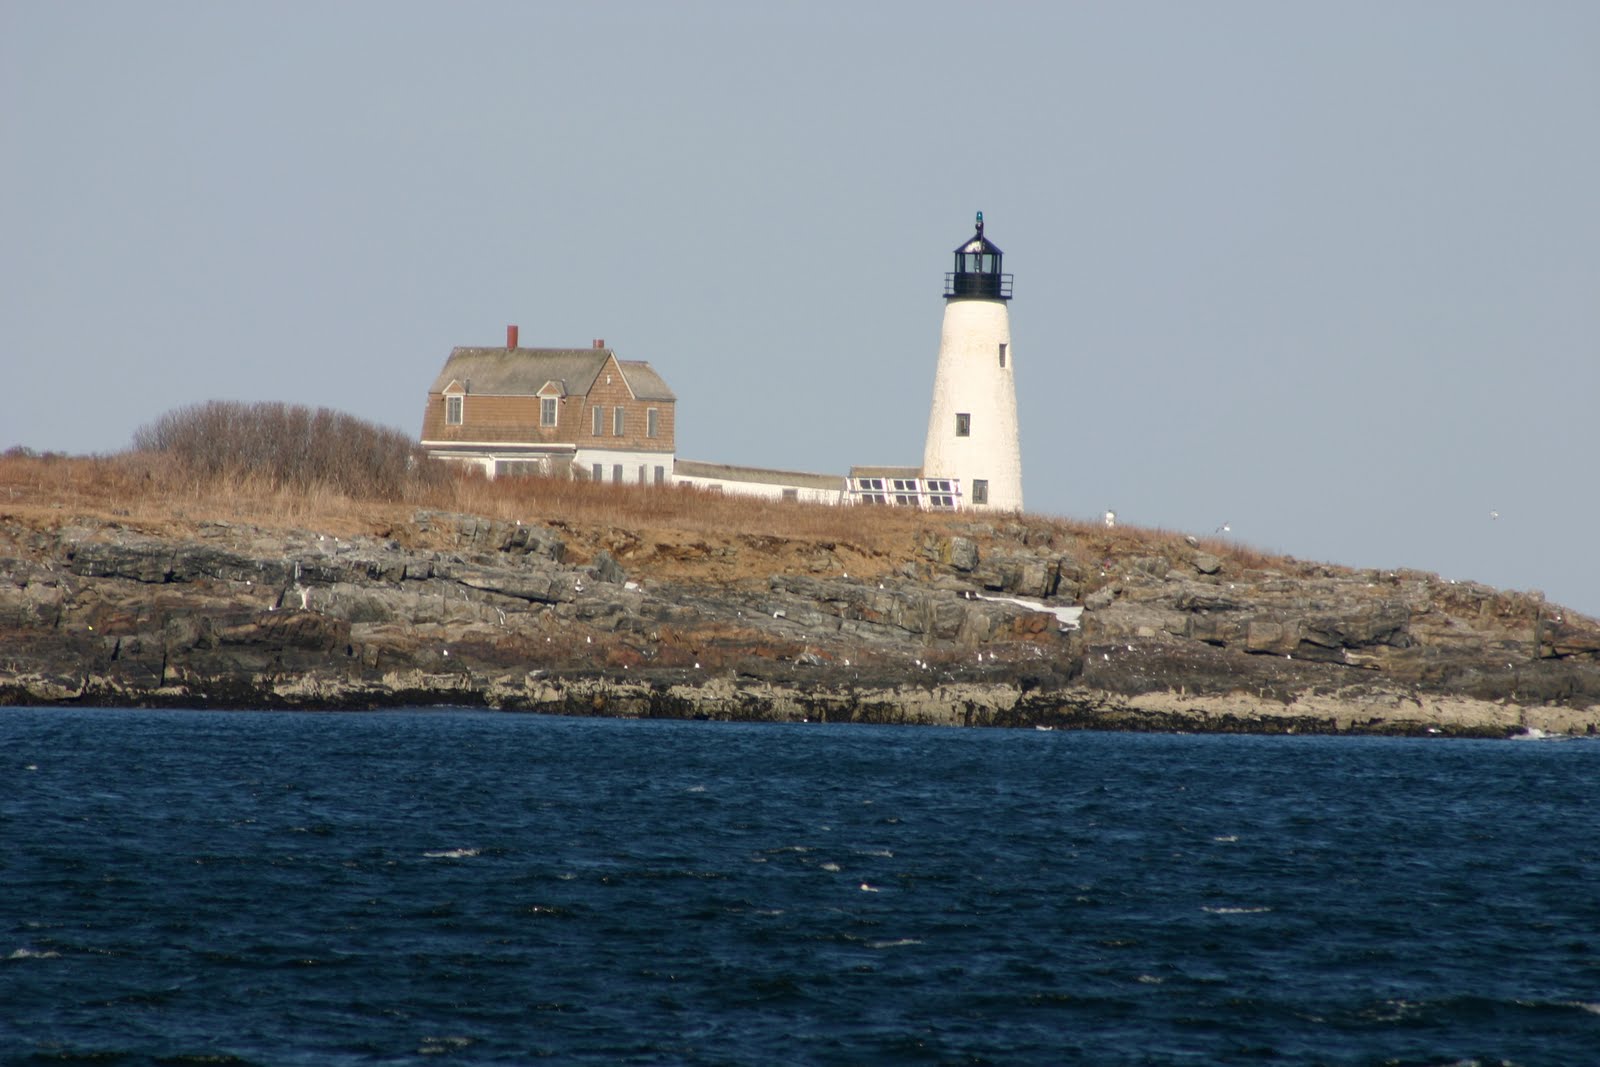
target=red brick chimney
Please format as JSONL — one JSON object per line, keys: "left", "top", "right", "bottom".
{"left": 507, "top": 324, "right": 519, "bottom": 349}
{"left": 592, "top": 338, "right": 605, "bottom": 349}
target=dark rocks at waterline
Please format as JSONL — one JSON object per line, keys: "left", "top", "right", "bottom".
{"left": 1, "top": 512, "right": 1598, "bottom": 737}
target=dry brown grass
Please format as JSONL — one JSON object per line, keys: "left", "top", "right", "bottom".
{"left": 0, "top": 450, "right": 1295, "bottom": 583}
{"left": 0, "top": 451, "right": 955, "bottom": 546}
{"left": 1, "top": 451, "right": 394, "bottom": 536}
{"left": 445, "top": 472, "right": 960, "bottom": 544}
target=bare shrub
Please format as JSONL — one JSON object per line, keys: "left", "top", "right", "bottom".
{"left": 132, "top": 401, "right": 449, "bottom": 501}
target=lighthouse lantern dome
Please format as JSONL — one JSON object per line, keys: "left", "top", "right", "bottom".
{"left": 945, "top": 211, "right": 1013, "bottom": 300}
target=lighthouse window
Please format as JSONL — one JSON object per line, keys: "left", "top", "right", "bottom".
{"left": 999, "top": 343, "right": 1007, "bottom": 368}
{"left": 971, "top": 479, "right": 989, "bottom": 505}
{"left": 956, "top": 413, "right": 971, "bottom": 437}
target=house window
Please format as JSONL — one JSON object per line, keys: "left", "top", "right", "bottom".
{"left": 891, "top": 478, "right": 920, "bottom": 506}
{"left": 782, "top": 488, "right": 799, "bottom": 502}
{"left": 591, "top": 463, "right": 602, "bottom": 481}
{"left": 927, "top": 479, "right": 956, "bottom": 509}
{"left": 999, "top": 343, "right": 1007, "bottom": 368}
{"left": 956, "top": 413, "right": 971, "bottom": 437}
{"left": 445, "top": 395, "right": 463, "bottom": 426}
{"left": 499, "top": 459, "right": 551, "bottom": 479}
{"left": 639, "top": 464, "right": 647, "bottom": 484}
{"left": 613, "top": 407, "right": 625, "bottom": 436}
{"left": 972, "top": 479, "right": 989, "bottom": 505}
{"left": 853, "top": 477, "right": 887, "bottom": 505}
{"left": 612, "top": 464, "right": 623, "bottom": 484}
{"left": 646, "top": 407, "right": 659, "bottom": 438}
{"left": 592, "top": 406, "right": 603, "bottom": 436}
{"left": 540, "top": 397, "right": 558, "bottom": 427}
{"left": 654, "top": 465, "right": 665, "bottom": 485}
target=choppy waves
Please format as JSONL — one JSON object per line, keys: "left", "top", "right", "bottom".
{"left": 3, "top": 708, "right": 1599, "bottom": 1064}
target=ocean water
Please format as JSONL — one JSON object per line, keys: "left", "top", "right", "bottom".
{"left": 2, "top": 709, "right": 1598, "bottom": 1066}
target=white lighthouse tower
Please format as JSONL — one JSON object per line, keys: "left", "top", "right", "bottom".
{"left": 921, "top": 212, "right": 1023, "bottom": 512}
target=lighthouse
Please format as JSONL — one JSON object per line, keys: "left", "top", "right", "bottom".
{"left": 921, "top": 212, "right": 1023, "bottom": 512}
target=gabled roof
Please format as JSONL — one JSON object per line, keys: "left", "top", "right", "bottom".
{"left": 615, "top": 360, "right": 675, "bottom": 402}
{"left": 427, "top": 348, "right": 675, "bottom": 401}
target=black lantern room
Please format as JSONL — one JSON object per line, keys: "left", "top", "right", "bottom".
{"left": 944, "top": 211, "right": 1013, "bottom": 301}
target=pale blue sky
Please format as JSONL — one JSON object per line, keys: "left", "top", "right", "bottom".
{"left": 4, "top": 2, "right": 1598, "bottom": 615}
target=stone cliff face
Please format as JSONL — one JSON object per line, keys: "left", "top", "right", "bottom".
{"left": 3, "top": 509, "right": 1598, "bottom": 736}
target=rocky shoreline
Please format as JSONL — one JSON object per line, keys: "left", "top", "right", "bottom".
{"left": 3, "top": 509, "right": 1598, "bottom": 737}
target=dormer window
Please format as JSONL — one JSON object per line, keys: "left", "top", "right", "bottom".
{"left": 535, "top": 381, "right": 565, "bottom": 428}
{"left": 445, "top": 395, "right": 463, "bottom": 426}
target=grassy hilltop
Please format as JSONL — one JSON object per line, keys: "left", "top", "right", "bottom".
{"left": 4, "top": 402, "right": 1265, "bottom": 587}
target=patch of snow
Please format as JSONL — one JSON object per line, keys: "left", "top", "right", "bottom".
{"left": 974, "top": 593, "right": 1083, "bottom": 631}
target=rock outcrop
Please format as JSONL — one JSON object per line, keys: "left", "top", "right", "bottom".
{"left": 3, "top": 509, "right": 1598, "bottom": 737}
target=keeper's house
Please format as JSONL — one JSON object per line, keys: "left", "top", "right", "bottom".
{"left": 420, "top": 328, "right": 676, "bottom": 484}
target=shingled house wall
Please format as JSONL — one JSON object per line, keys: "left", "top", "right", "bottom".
{"left": 580, "top": 356, "right": 676, "bottom": 453}
{"left": 420, "top": 394, "right": 584, "bottom": 445}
